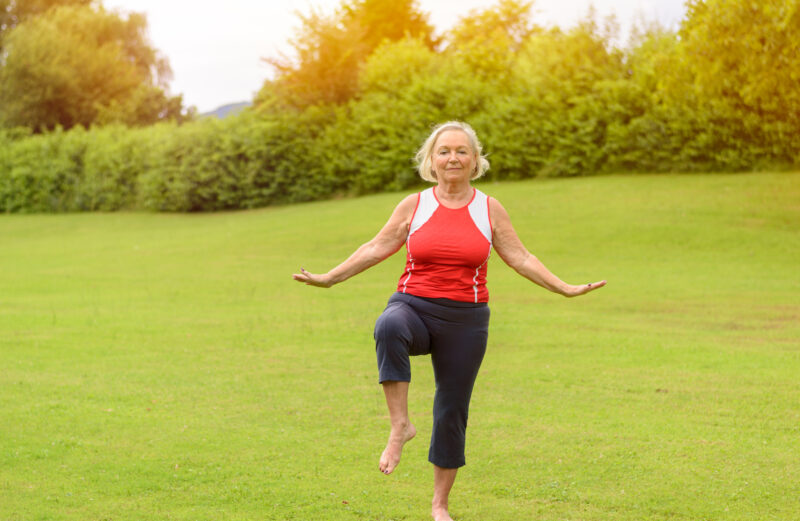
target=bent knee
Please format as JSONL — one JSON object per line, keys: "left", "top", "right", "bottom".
{"left": 374, "top": 303, "right": 412, "bottom": 341}
{"left": 374, "top": 302, "right": 429, "bottom": 355}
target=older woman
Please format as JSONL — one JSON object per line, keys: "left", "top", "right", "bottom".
{"left": 293, "top": 121, "right": 605, "bottom": 521}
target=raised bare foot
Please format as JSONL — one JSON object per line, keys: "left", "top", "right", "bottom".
{"left": 379, "top": 422, "right": 416, "bottom": 474}
{"left": 432, "top": 506, "right": 453, "bottom": 521}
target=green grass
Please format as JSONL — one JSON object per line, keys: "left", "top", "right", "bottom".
{"left": 1, "top": 172, "right": 799, "bottom": 520}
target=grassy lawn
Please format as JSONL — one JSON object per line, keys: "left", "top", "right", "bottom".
{"left": 1, "top": 172, "right": 798, "bottom": 520}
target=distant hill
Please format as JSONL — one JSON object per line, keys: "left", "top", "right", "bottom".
{"left": 200, "top": 102, "right": 251, "bottom": 119}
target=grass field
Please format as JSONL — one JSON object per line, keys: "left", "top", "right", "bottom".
{"left": 1, "top": 172, "right": 799, "bottom": 521}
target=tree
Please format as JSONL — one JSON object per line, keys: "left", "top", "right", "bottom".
{"left": 0, "top": 0, "right": 91, "bottom": 49}
{"left": 681, "top": 0, "right": 800, "bottom": 118}
{"left": 473, "top": 15, "right": 628, "bottom": 178}
{"left": 0, "top": 4, "right": 186, "bottom": 131}
{"left": 341, "top": 0, "right": 436, "bottom": 52}
{"left": 260, "top": 6, "right": 360, "bottom": 109}
{"left": 445, "top": 0, "right": 538, "bottom": 82}
{"left": 358, "top": 37, "right": 439, "bottom": 96}
{"left": 259, "top": 0, "right": 436, "bottom": 109}
{"left": 678, "top": 0, "right": 800, "bottom": 163}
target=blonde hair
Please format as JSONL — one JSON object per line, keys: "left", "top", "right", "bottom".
{"left": 415, "top": 121, "right": 490, "bottom": 183}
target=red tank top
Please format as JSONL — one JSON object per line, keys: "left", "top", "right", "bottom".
{"left": 397, "top": 187, "right": 493, "bottom": 303}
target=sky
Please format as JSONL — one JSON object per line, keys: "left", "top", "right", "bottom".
{"left": 102, "top": 0, "right": 688, "bottom": 113}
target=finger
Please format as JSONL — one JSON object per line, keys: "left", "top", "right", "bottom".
{"left": 293, "top": 267, "right": 311, "bottom": 280}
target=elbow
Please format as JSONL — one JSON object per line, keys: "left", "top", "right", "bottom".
{"left": 366, "top": 242, "right": 397, "bottom": 264}
{"left": 508, "top": 251, "right": 532, "bottom": 273}
{"left": 374, "top": 239, "right": 405, "bottom": 262}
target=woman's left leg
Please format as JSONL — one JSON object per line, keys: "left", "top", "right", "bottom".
{"left": 424, "top": 304, "right": 490, "bottom": 519}
{"left": 432, "top": 465, "right": 457, "bottom": 521}
{"left": 427, "top": 304, "right": 490, "bottom": 469}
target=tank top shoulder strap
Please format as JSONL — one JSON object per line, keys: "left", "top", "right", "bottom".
{"left": 467, "top": 188, "right": 492, "bottom": 243}
{"left": 409, "top": 187, "right": 439, "bottom": 237}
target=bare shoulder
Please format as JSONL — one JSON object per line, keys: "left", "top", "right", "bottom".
{"left": 488, "top": 196, "right": 512, "bottom": 233}
{"left": 390, "top": 193, "right": 419, "bottom": 222}
{"left": 488, "top": 196, "right": 507, "bottom": 214}
{"left": 396, "top": 192, "right": 419, "bottom": 212}
{"left": 488, "top": 195, "right": 527, "bottom": 261}
{"left": 375, "top": 192, "right": 420, "bottom": 242}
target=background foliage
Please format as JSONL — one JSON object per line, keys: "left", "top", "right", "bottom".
{"left": 0, "top": 1, "right": 186, "bottom": 131}
{"left": 1, "top": 0, "right": 799, "bottom": 212}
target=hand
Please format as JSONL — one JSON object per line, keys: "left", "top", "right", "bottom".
{"left": 562, "top": 280, "right": 607, "bottom": 297}
{"left": 292, "top": 268, "right": 333, "bottom": 288}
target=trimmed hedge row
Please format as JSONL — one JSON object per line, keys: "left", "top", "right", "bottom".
{"left": 0, "top": 109, "right": 343, "bottom": 212}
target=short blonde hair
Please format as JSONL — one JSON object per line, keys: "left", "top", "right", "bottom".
{"left": 415, "top": 121, "right": 490, "bottom": 183}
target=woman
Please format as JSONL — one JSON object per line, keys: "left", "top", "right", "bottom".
{"left": 293, "top": 121, "right": 605, "bottom": 521}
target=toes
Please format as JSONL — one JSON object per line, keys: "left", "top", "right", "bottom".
{"left": 379, "top": 450, "right": 398, "bottom": 474}
{"left": 379, "top": 451, "right": 393, "bottom": 474}
{"left": 379, "top": 425, "right": 416, "bottom": 475}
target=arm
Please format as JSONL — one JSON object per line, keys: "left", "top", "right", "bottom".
{"left": 489, "top": 198, "right": 606, "bottom": 297}
{"left": 292, "top": 194, "right": 418, "bottom": 288}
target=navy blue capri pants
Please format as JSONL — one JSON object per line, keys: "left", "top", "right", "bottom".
{"left": 374, "top": 292, "right": 490, "bottom": 469}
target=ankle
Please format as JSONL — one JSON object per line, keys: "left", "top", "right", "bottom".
{"left": 431, "top": 498, "right": 448, "bottom": 511}
{"left": 390, "top": 418, "right": 410, "bottom": 431}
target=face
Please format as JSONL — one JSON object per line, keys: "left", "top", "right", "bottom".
{"left": 431, "top": 130, "right": 476, "bottom": 183}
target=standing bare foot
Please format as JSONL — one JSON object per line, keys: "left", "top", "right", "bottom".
{"left": 432, "top": 505, "right": 453, "bottom": 521}
{"left": 379, "top": 422, "right": 416, "bottom": 474}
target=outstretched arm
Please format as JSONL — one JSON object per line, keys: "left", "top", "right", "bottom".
{"left": 292, "top": 194, "right": 418, "bottom": 288}
{"left": 490, "top": 198, "right": 606, "bottom": 297}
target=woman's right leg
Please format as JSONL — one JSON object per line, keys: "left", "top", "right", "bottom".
{"left": 374, "top": 295, "right": 430, "bottom": 474}
{"left": 379, "top": 381, "right": 416, "bottom": 474}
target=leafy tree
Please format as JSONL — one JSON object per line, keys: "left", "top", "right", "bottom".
{"left": 476, "top": 19, "right": 627, "bottom": 178}
{"left": 260, "top": 7, "right": 359, "bottom": 109}
{"left": 445, "top": 0, "right": 538, "bottom": 82}
{"left": 341, "top": 0, "right": 436, "bottom": 53}
{"left": 328, "top": 40, "right": 492, "bottom": 193}
{"left": 0, "top": 4, "right": 186, "bottom": 131}
{"left": 0, "top": 0, "right": 91, "bottom": 47}
{"left": 682, "top": 0, "right": 800, "bottom": 119}
{"left": 259, "top": 0, "right": 436, "bottom": 108}
{"left": 601, "top": 27, "right": 690, "bottom": 172}
{"left": 358, "top": 37, "right": 439, "bottom": 96}
{"left": 679, "top": 0, "right": 800, "bottom": 164}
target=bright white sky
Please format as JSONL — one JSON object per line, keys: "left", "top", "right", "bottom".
{"left": 101, "top": 0, "right": 687, "bottom": 113}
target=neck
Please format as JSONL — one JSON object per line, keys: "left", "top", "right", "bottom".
{"left": 435, "top": 182, "right": 473, "bottom": 207}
